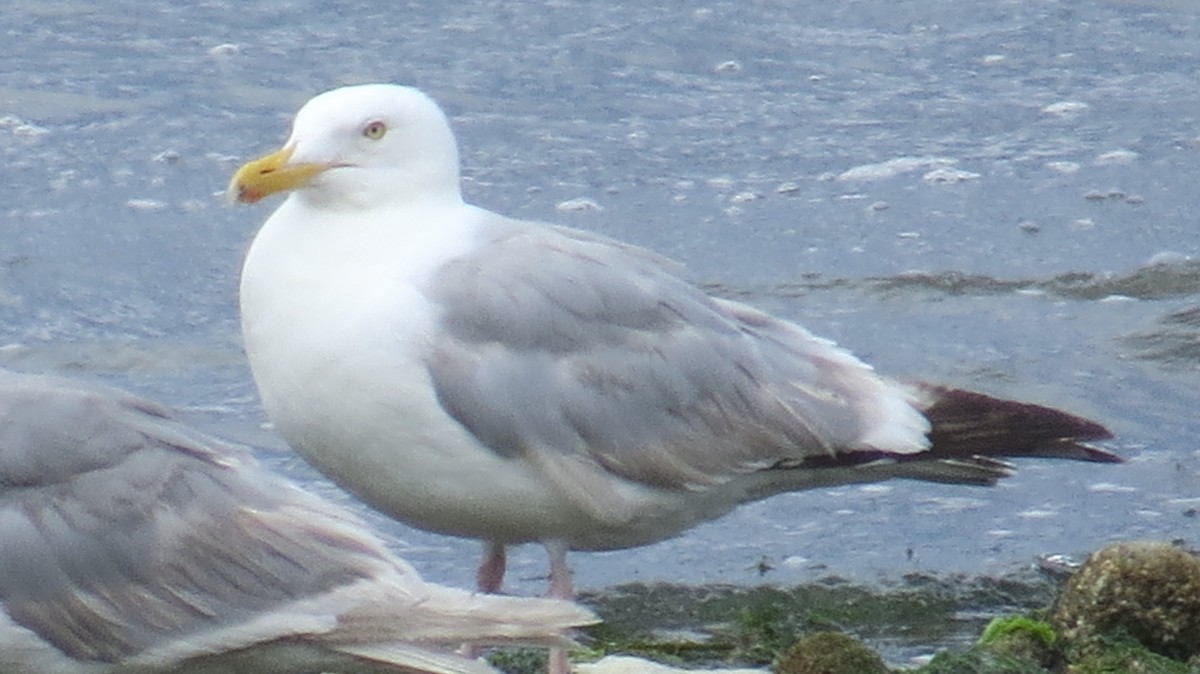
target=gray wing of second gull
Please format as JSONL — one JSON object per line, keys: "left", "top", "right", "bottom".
{"left": 0, "top": 370, "right": 395, "bottom": 665}
{"left": 425, "top": 219, "right": 924, "bottom": 499}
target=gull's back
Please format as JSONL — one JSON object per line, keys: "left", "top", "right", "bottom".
{"left": 0, "top": 369, "right": 593, "bottom": 674}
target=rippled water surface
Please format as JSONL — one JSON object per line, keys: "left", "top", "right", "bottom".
{"left": 2, "top": 0, "right": 1198, "bottom": 594}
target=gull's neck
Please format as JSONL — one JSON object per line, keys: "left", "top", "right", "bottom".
{"left": 299, "top": 166, "right": 464, "bottom": 213}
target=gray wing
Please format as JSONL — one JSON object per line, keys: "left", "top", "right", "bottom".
{"left": 424, "top": 221, "right": 931, "bottom": 497}
{"left": 0, "top": 370, "right": 393, "bottom": 666}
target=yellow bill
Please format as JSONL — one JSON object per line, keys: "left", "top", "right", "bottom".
{"left": 228, "top": 145, "right": 330, "bottom": 204}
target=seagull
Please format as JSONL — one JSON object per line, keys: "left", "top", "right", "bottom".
{"left": 0, "top": 368, "right": 595, "bottom": 674}
{"left": 229, "top": 83, "right": 1118, "bottom": 605}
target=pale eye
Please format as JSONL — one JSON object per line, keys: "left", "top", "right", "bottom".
{"left": 362, "top": 120, "right": 388, "bottom": 140}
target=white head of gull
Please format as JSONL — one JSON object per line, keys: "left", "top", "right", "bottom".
{"left": 229, "top": 83, "right": 1118, "bottom": 610}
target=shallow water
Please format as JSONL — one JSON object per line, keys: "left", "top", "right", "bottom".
{"left": 1, "top": 0, "right": 1198, "bottom": 595}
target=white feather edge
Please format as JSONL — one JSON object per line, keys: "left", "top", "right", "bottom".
{"left": 334, "top": 642, "right": 498, "bottom": 674}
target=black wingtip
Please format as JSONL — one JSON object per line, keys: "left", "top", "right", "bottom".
{"left": 916, "top": 384, "right": 1118, "bottom": 463}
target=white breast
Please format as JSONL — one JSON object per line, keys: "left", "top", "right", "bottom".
{"left": 239, "top": 199, "right": 573, "bottom": 541}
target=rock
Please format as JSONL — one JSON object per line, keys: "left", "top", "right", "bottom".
{"left": 916, "top": 649, "right": 1048, "bottom": 674}
{"left": 977, "top": 615, "right": 1057, "bottom": 667}
{"left": 773, "top": 631, "right": 887, "bottom": 674}
{"left": 1051, "top": 540, "right": 1200, "bottom": 661}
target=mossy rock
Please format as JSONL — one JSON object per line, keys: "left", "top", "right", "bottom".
{"left": 1051, "top": 541, "right": 1200, "bottom": 661}
{"left": 487, "top": 647, "right": 548, "bottom": 674}
{"left": 917, "top": 649, "right": 1050, "bottom": 674}
{"left": 977, "top": 615, "right": 1058, "bottom": 667}
{"left": 1066, "top": 633, "right": 1196, "bottom": 674}
{"left": 773, "top": 631, "right": 887, "bottom": 674}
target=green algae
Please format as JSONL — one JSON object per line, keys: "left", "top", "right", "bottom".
{"left": 773, "top": 631, "right": 888, "bottom": 674}
{"left": 976, "top": 615, "right": 1059, "bottom": 667}
{"left": 979, "top": 616, "right": 1056, "bottom": 648}
{"left": 485, "top": 541, "right": 1200, "bottom": 674}
{"left": 575, "top": 569, "right": 1058, "bottom": 668}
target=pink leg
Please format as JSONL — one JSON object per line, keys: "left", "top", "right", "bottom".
{"left": 463, "top": 542, "right": 507, "bottom": 662}
{"left": 477, "top": 540, "right": 506, "bottom": 594}
{"left": 544, "top": 540, "right": 573, "bottom": 674}
{"left": 544, "top": 539, "right": 574, "bottom": 599}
